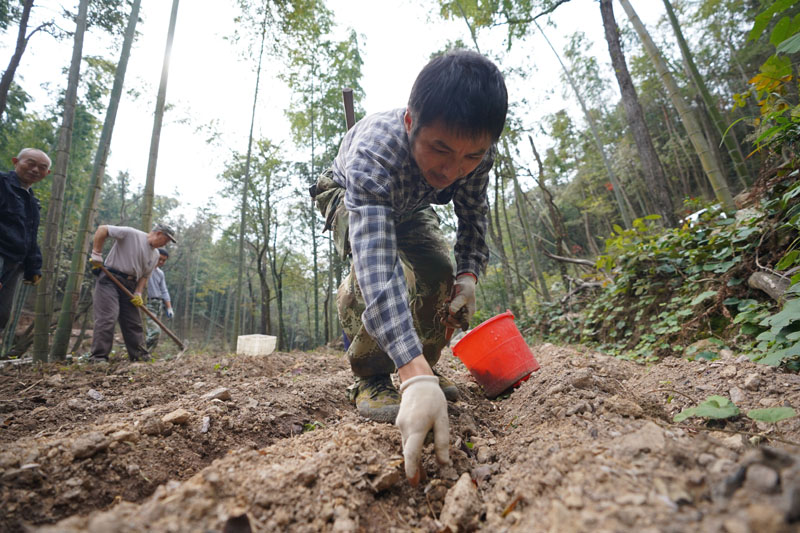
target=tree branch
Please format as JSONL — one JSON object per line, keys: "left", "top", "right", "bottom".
{"left": 500, "top": 0, "right": 574, "bottom": 26}
{"left": 540, "top": 247, "right": 596, "bottom": 268}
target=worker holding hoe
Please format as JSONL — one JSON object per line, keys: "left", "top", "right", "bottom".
{"left": 88, "top": 223, "right": 176, "bottom": 363}
{"left": 312, "top": 50, "right": 507, "bottom": 485}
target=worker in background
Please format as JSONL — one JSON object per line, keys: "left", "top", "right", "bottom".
{"left": 145, "top": 248, "right": 174, "bottom": 352}
{"left": 88, "top": 223, "right": 176, "bottom": 363}
{"left": 0, "top": 148, "right": 49, "bottom": 333}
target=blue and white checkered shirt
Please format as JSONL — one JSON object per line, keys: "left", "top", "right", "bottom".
{"left": 331, "top": 108, "right": 493, "bottom": 368}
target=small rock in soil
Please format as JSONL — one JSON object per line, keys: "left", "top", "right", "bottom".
{"left": 616, "top": 421, "right": 665, "bottom": 456}
{"left": 162, "top": 408, "right": 191, "bottom": 425}
{"left": 603, "top": 395, "right": 643, "bottom": 418}
{"left": 439, "top": 472, "right": 480, "bottom": 532}
{"left": 200, "top": 416, "right": 211, "bottom": 433}
{"left": 87, "top": 389, "right": 104, "bottom": 401}
{"left": 744, "top": 464, "right": 779, "bottom": 494}
{"left": 743, "top": 373, "right": 762, "bottom": 391}
{"left": 570, "top": 369, "right": 595, "bottom": 390}
{"left": 729, "top": 387, "right": 746, "bottom": 404}
{"left": 71, "top": 432, "right": 109, "bottom": 460}
{"left": 201, "top": 387, "right": 231, "bottom": 401}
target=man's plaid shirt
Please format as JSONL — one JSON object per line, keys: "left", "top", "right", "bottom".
{"left": 331, "top": 108, "right": 493, "bottom": 369}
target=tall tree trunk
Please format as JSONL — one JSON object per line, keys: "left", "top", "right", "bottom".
{"left": 32, "top": 0, "right": 88, "bottom": 362}
{"left": 500, "top": 170, "right": 525, "bottom": 311}
{"left": 618, "top": 0, "right": 735, "bottom": 212}
{"left": 257, "top": 250, "right": 269, "bottom": 334}
{"left": 599, "top": 0, "right": 677, "bottom": 227}
{"left": 142, "top": 0, "right": 180, "bottom": 231}
{"left": 534, "top": 19, "right": 633, "bottom": 229}
{"left": 222, "top": 287, "right": 232, "bottom": 351}
{"left": 528, "top": 136, "right": 570, "bottom": 290}
{"left": 662, "top": 0, "right": 751, "bottom": 189}
{"left": 0, "top": 0, "right": 34, "bottom": 118}
{"left": 50, "top": 0, "right": 142, "bottom": 360}
{"left": 490, "top": 171, "right": 515, "bottom": 311}
{"left": 234, "top": 11, "right": 268, "bottom": 340}
{"left": 505, "top": 140, "right": 550, "bottom": 301}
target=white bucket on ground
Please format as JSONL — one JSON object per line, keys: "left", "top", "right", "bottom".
{"left": 236, "top": 334, "right": 276, "bottom": 356}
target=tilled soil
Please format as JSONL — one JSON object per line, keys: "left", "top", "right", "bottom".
{"left": 1, "top": 343, "right": 799, "bottom": 532}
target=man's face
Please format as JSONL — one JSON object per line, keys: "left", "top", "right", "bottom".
{"left": 157, "top": 255, "right": 167, "bottom": 268}
{"left": 12, "top": 150, "right": 51, "bottom": 188}
{"left": 404, "top": 110, "right": 492, "bottom": 190}
{"left": 149, "top": 232, "right": 171, "bottom": 248}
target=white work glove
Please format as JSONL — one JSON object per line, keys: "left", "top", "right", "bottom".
{"left": 396, "top": 375, "right": 450, "bottom": 486}
{"left": 448, "top": 273, "right": 477, "bottom": 327}
{"left": 166, "top": 307, "right": 174, "bottom": 319}
{"left": 90, "top": 251, "right": 103, "bottom": 268}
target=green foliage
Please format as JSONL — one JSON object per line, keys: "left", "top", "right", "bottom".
{"left": 746, "top": 406, "right": 797, "bottom": 423}
{"left": 673, "top": 395, "right": 740, "bottom": 422}
{"left": 526, "top": 168, "right": 800, "bottom": 367}
{"left": 303, "top": 420, "right": 323, "bottom": 432}
{"left": 734, "top": 1, "right": 800, "bottom": 152}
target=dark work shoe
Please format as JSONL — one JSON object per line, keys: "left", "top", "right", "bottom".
{"left": 348, "top": 375, "right": 401, "bottom": 423}
{"left": 435, "top": 371, "right": 460, "bottom": 402}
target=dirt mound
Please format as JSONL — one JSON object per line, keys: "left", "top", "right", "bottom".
{"left": 1, "top": 344, "right": 799, "bottom": 532}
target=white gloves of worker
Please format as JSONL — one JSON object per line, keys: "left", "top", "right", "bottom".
{"left": 449, "top": 273, "right": 477, "bottom": 324}
{"left": 90, "top": 251, "right": 103, "bottom": 268}
{"left": 396, "top": 375, "right": 450, "bottom": 486}
{"left": 166, "top": 307, "right": 174, "bottom": 319}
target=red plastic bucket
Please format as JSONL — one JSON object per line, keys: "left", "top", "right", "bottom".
{"left": 452, "top": 310, "right": 539, "bottom": 398}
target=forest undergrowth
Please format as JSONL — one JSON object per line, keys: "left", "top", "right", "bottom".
{"left": 526, "top": 155, "right": 800, "bottom": 370}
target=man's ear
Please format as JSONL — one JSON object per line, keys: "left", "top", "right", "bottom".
{"left": 403, "top": 109, "right": 413, "bottom": 134}
{"left": 11, "top": 158, "right": 18, "bottom": 165}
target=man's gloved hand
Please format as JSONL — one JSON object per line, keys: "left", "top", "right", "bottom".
{"left": 447, "top": 273, "right": 477, "bottom": 329}
{"left": 396, "top": 375, "right": 450, "bottom": 486}
{"left": 130, "top": 293, "right": 144, "bottom": 307}
{"left": 90, "top": 251, "right": 103, "bottom": 268}
{"left": 166, "top": 307, "right": 174, "bottom": 319}
{"left": 23, "top": 274, "right": 41, "bottom": 286}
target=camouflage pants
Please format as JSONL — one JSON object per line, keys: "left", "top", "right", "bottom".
{"left": 313, "top": 169, "right": 454, "bottom": 377}
{"left": 144, "top": 298, "right": 163, "bottom": 351}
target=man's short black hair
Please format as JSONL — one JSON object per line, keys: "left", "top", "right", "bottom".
{"left": 158, "top": 248, "right": 169, "bottom": 257}
{"left": 407, "top": 49, "right": 508, "bottom": 142}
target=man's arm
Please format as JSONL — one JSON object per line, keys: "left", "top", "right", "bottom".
{"left": 92, "top": 225, "right": 109, "bottom": 256}
{"left": 133, "top": 276, "right": 148, "bottom": 298}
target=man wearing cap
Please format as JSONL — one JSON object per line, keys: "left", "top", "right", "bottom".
{"left": 88, "top": 223, "right": 177, "bottom": 363}
{"left": 144, "top": 248, "right": 174, "bottom": 352}
{"left": 0, "top": 148, "right": 50, "bottom": 334}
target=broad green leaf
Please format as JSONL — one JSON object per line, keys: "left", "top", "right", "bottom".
{"left": 691, "top": 290, "right": 718, "bottom": 306}
{"left": 776, "top": 250, "right": 799, "bottom": 270}
{"left": 713, "top": 260, "right": 737, "bottom": 273}
{"left": 695, "top": 351, "right": 718, "bottom": 361}
{"left": 770, "top": 15, "right": 800, "bottom": 47}
{"left": 763, "top": 299, "right": 800, "bottom": 333}
{"left": 749, "top": 0, "right": 796, "bottom": 41}
{"left": 758, "top": 54, "right": 793, "bottom": 81}
{"left": 758, "top": 343, "right": 800, "bottom": 366}
{"left": 746, "top": 407, "right": 797, "bottom": 423}
{"left": 776, "top": 21, "right": 800, "bottom": 53}
{"left": 674, "top": 396, "right": 740, "bottom": 422}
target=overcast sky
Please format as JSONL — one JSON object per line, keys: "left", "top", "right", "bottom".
{"left": 3, "top": 0, "right": 665, "bottom": 224}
